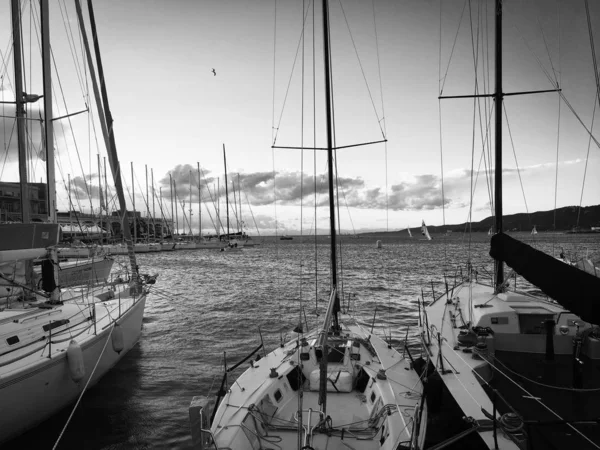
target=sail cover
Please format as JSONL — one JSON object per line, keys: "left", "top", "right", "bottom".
{"left": 490, "top": 233, "right": 600, "bottom": 325}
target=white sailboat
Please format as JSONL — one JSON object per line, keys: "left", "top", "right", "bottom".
{"left": 531, "top": 225, "right": 538, "bottom": 235}
{"left": 189, "top": 1, "right": 427, "bottom": 448}
{"left": 420, "top": 220, "right": 432, "bottom": 240}
{"left": 488, "top": 226, "right": 493, "bottom": 236}
{"left": 422, "top": 1, "right": 600, "bottom": 448}
{"left": 0, "top": 1, "right": 156, "bottom": 444}
{"left": 408, "top": 226, "right": 413, "bottom": 237}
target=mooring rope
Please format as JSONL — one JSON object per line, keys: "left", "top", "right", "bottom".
{"left": 52, "top": 322, "right": 116, "bottom": 450}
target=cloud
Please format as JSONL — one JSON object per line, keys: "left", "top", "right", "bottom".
{"left": 158, "top": 164, "right": 457, "bottom": 212}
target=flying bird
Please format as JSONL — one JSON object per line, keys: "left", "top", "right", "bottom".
{"left": 212, "top": 68, "right": 216, "bottom": 76}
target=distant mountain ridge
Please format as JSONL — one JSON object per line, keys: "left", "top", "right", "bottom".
{"left": 410, "top": 205, "right": 600, "bottom": 235}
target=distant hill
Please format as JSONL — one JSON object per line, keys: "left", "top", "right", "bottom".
{"left": 408, "top": 205, "right": 600, "bottom": 235}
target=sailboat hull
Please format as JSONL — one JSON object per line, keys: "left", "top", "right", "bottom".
{"left": 0, "top": 294, "right": 146, "bottom": 445}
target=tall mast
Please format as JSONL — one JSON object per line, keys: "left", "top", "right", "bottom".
{"left": 494, "top": 0, "right": 504, "bottom": 292}
{"left": 131, "top": 162, "right": 136, "bottom": 243}
{"left": 238, "top": 173, "right": 242, "bottom": 235}
{"left": 322, "top": 0, "right": 339, "bottom": 325}
{"left": 41, "top": 0, "right": 55, "bottom": 223}
{"left": 97, "top": 154, "right": 103, "bottom": 243}
{"left": 103, "top": 157, "right": 108, "bottom": 214}
{"left": 174, "top": 179, "right": 179, "bottom": 236}
{"left": 169, "top": 173, "right": 174, "bottom": 238}
{"left": 223, "top": 144, "right": 230, "bottom": 239}
{"left": 160, "top": 186, "right": 167, "bottom": 237}
{"left": 231, "top": 177, "right": 239, "bottom": 232}
{"left": 11, "top": 0, "right": 30, "bottom": 223}
{"left": 151, "top": 168, "right": 156, "bottom": 240}
{"left": 317, "top": 0, "right": 339, "bottom": 418}
{"left": 146, "top": 164, "right": 149, "bottom": 242}
{"left": 197, "top": 163, "right": 202, "bottom": 239}
{"left": 189, "top": 170, "right": 193, "bottom": 236}
{"left": 217, "top": 180, "right": 220, "bottom": 237}
{"left": 78, "top": 0, "right": 139, "bottom": 280}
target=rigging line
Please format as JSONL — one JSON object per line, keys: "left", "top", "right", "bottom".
{"left": 242, "top": 191, "right": 261, "bottom": 239}
{"left": 337, "top": 0, "right": 384, "bottom": 138}
{"left": 272, "top": 115, "right": 282, "bottom": 348}
{"left": 271, "top": 0, "right": 277, "bottom": 145}
{"left": 49, "top": 47, "right": 92, "bottom": 206}
{"left": 577, "top": 99, "right": 596, "bottom": 228}
{"left": 509, "top": 23, "right": 555, "bottom": 90}
{"left": 473, "top": 349, "right": 600, "bottom": 450}
{"left": 502, "top": 103, "right": 531, "bottom": 228}
{"left": 579, "top": 0, "right": 600, "bottom": 228}
{"left": 272, "top": 3, "right": 312, "bottom": 146}
{"left": 372, "top": 0, "right": 386, "bottom": 138}
{"left": 370, "top": 0, "right": 388, "bottom": 233}
{"left": 473, "top": 1, "right": 494, "bottom": 222}
{"left": 439, "top": 0, "right": 469, "bottom": 95}
{"left": 437, "top": 15, "right": 447, "bottom": 268}
{"left": 460, "top": 103, "right": 494, "bottom": 239}
{"left": 0, "top": 41, "right": 15, "bottom": 95}
{"left": 553, "top": 93, "right": 560, "bottom": 233}
{"left": 52, "top": 323, "right": 117, "bottom": 450}
{"left": 558, "top": 91, "right": 600, "bottom": 151}
{"left": 0, "top": 120, "right": 16, "bottom": 181}
{"left": 313, "top": 0, "right": 318, "bottom": 319}
{"left": 57, "top": 0, "right": 87, "bottom": 98}
{"left": 338, "top": 182, "right": 356, "bottom": 236}
{"left": 198, "top": 168, "right": 222, "bottom": 234}
{"left": 466, "top": 0, "right": 479, "bottom": 264}
{"left": 536, "top": 16, "right": 559, "bottom": 87}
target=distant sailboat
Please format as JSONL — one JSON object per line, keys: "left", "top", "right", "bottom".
{"left": 488, "top": 226, "right": 493, "bottom": 236}
{"left": 407, "top": 226, "right": 413, "bottom": 237}
{"left": 421, "top": 220, "right": 432, "bottom": 240}
{"left": 531, "top": 225, "right": 538, "bottom": 235}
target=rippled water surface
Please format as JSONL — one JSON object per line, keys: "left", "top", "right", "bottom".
{"left": 6, "top": 232, "right": 600, "bottom": 449}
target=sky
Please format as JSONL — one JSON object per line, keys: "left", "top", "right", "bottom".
{"left": 0, "top": 0, "right": 599, "bottom": 235}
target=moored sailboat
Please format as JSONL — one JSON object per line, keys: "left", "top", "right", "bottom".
{"left": 422, "top": 1, "right": 600, "bottom": 448}
{"left": 0, "top": 1, "right": 156, "bottom": 444}
{"left": 189, "top": 1, "right": 427, "bottom": 448}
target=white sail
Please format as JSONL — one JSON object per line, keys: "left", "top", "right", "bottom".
{"left": 408, "top": 227, "right": 413, "bottom": 237}
{"left": 421, "top": 220, "right": 432, "bottom": 240}
{"left": 531, "top": 225, "right": 538, "bottom": 235}
{"left": 488, "top": 226, "right": 493, "bottom": 236}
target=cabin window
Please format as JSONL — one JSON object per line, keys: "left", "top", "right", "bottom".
{"left": 329, "top": 345, "right": 346, "bottom": 363}
{"left": 491, "top": 317, "right": 509, "bottom": 325}
{"left": 42, "top": 319, "right": 70, "bottom": 332}
{"left": 314, "top": 344, "right": 346, "bottom": 363}
{"left": 370, "top": 392, "right": 377, "bottom": 403}
{"left": 274, "top": 389, "right": 283, "bottom": 403}
{"left": 518, "top": 314, "right": 553, "bottom": 334}
{"left": 6, "top": 335, "right": 19, "bottom": 346}
{"left": 355, "top": 368, "right": 369, "bottom": 393}
{"left": 286, "top": 366, "right": 307, "bottom": 391}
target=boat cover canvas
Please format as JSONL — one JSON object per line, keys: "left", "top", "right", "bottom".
{"left": 490, "top": 233, "right": 600, "bottom": 325}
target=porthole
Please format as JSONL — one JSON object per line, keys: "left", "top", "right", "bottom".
{"left": 6, "top": 335, "right": 19, "bottom": 346}
{"left": 274, "top": 389, "right": 283, "bottom": 403}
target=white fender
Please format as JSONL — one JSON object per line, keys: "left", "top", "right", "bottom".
{"left": 67, "top": 340, "right": 85, "bottom": 382}
{"left": 112, "top": 323, "right": 124, "bottom": 354}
